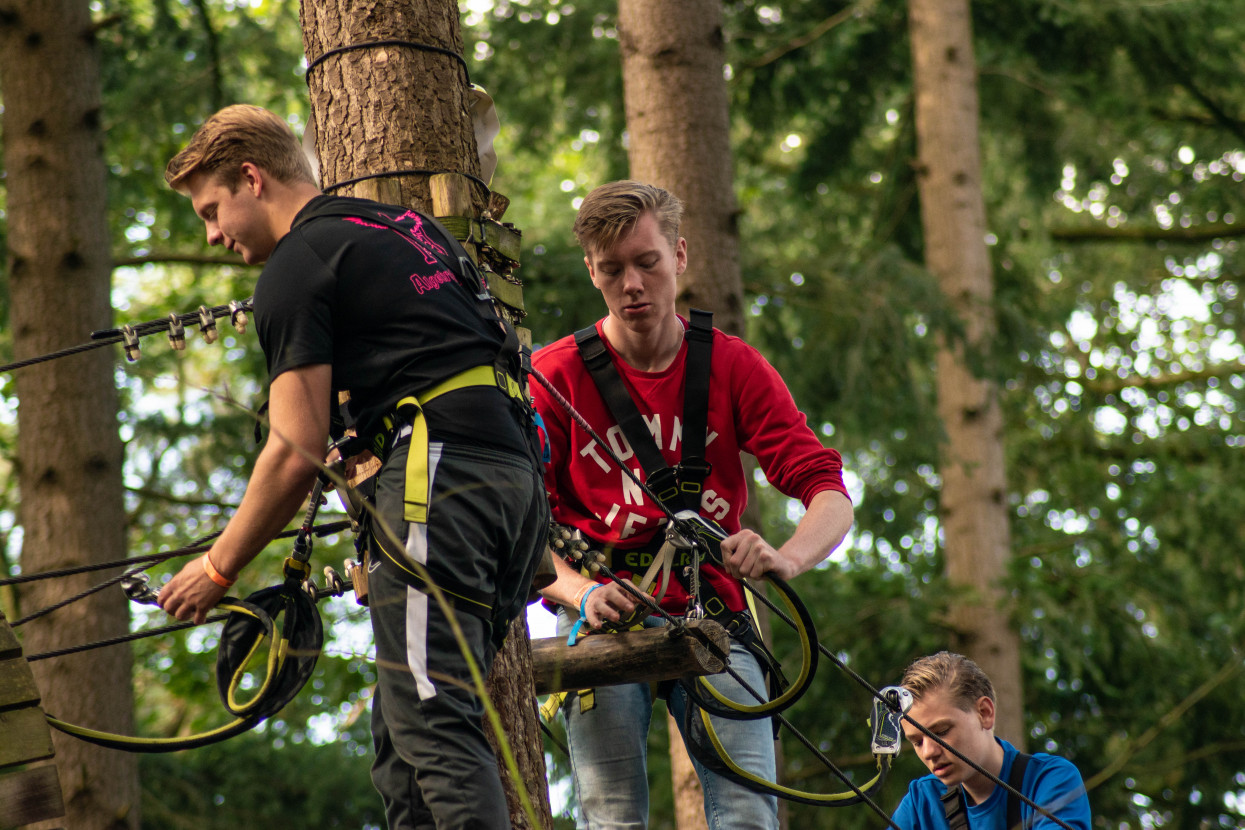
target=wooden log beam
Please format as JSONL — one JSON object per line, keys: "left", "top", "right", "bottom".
{"left": 530, "top": 619, "right": 730, "bottom": 696}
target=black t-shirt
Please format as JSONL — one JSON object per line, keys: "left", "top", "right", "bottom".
{"left": 254, "top": 194, "right": 526, "bottom": 451}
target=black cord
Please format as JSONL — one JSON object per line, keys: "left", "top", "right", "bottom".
{"left": 322, "top": 168, "right": 491, "bottom": 198}
{"left": 305, "top": 38, "right": 470, "bottom": 83}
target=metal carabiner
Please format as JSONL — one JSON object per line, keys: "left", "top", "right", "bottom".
{"left": 120, "top": 572, "right": 160, "bottom": 606}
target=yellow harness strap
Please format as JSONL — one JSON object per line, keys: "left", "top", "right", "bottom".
{"left": 385, "top": 365, "right": 524, "bottom": 524}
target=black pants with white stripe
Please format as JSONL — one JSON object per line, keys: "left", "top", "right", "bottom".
{"left": 367, "top": 438, "right": 549, "bottom": 830}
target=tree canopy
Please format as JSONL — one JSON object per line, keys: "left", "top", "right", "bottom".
{"left": 2, "top": 0, "right": 1244, "bottom": 827}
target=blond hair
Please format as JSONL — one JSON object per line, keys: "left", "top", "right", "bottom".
{"left": 901, "top": 651, "right": 996, "bottom": 712}
{"left": 573, "top": 180, "right": 683, "bottom": 256}
{"left": 165, "top": 104, "right": 315, "bottom": 191}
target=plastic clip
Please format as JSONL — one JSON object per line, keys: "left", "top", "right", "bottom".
{"left": 229, "top": 300, "right": 248, "bottom": 334}
{"left": 167, "top": 313, "right": 186, "bottom": 351}
{"left": 121, "top": 324, "right": 141, "bottom": 362}
{"left": 869, "top": 686, "right": 914, "bottom": 755}
{"left": 198, "top": 305, "right": 218, "bottom": 344}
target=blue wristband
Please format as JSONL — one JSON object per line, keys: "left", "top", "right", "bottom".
{"left": 566, "top": 583, "right": 603, "bottom": 646}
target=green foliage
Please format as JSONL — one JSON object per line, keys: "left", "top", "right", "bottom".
{"left": 140, "top": 731, "right": 383, "bottom": 828}
{"left": 4, "top": 0, "right": 1245, "bottom": 826}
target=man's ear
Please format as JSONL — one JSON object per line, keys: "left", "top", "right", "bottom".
{"left": 239, "top": 162, "right": 264, "bottom": 196}
{"left": 976, "top": 696, "right": 996, "bottom": 731}
{"left": 585, "top": 254, "right": 600, "bottom": 289}
{"left": 674, "top": 237, "right": 687, "bottom": 277}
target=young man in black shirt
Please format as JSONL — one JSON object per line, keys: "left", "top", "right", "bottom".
{"left": 158, "top": 104, "right": 548, "bottom": 830}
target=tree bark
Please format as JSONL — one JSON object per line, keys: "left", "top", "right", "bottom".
{"left": 301, "top": 2, "right": 553, "bottom": 826}
{"left": 907, "top": 0, "right": 1025, "bottom": 745}
{"left": 619, "top": 0, "right": 743, "bottom": 335}
{"left": 618, "top": 1, "right": 746, "bottom": 823}
{"left": 0, "top": 0, "right": 139, "bottom": 827}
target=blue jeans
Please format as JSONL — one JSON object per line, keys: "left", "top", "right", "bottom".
{"left": 556, "top": 609, "right": 779, "bottom": 830}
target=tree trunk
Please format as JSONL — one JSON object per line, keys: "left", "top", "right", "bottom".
{"left": 907, "top": 0, "right": 1025, "bottom": 745}
{"left": 619, "top": 1, "right": 746, "bottom": 823}
{"left": 0, "top": 0, "right": 139, "bottom": 827}
{"left": 619, "top": 0, "right": 743, "bottom": 335}
{"left": 301, "top": 3, "right": 553, "bottom": 826}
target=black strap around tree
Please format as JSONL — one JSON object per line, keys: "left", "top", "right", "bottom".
{"left": 939, "top": 752, "right": 1032, "bottom": 830}
{"left": 573, "top": 309, "right": 714, "bottom": 512}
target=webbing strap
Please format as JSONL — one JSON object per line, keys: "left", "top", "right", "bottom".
{"left": 679, "top": 309, "right": 714, "bottom": 501}
{"left": 573, "top": 311, "right": 714, "bottom": 512}
{"left": 940, "top": 751, "right": 1033, "bottom": 830}
{"left": 387, "top": 364, "right": 524, "bottom": 524}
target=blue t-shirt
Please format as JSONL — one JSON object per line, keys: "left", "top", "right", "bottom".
{"left": 893, "top": 738, "right": 1091, "bottom": 830}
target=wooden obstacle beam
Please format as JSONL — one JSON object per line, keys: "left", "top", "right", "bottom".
{"left": 0, "top": 608, "right": 65, "bottom": 829}
{"left": 530, "top": 619, "right": 730, "bottom": 696}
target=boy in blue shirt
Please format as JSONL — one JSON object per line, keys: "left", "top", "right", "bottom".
{"left": 894, "top": 652, "right": 1091, "bottom": 830}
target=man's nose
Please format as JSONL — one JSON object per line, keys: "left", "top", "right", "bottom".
{"left": 622, "top": 266, "right": 644, "bottom": 293}
{"left": 205, "top": 222, "right": 223, "bottom": 247}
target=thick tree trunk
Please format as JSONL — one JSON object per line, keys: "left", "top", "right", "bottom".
{"left": 301, "top": 3, "right": 553, "bottom": 826}
{"left": 907, "top": 0, "right": 1025, "bottom": 744}
{"left": 619, "top": 0, "right": 743, "bottom": 335}
{"left": 619, "top": 1, "right": 746, "bottom": 824}
{"left": 0, "top": 0, "right": 139, "bottom": 827}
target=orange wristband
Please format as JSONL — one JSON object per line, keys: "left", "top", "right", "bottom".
{"left": 201, "top": 553, "right": 236, "bottom": 588}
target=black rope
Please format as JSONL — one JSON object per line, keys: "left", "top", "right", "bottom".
{"left": 321, "top": 168, "right": 491, "bottom": 198}
{"left": 2, "top": 542, "right": 215, "bottom": 589}
{"left": 305, "top": 38, "right": 470, "bottom": 82}
{"left": 0, "top": 340, "right": 115, "bottom": 375}
{"left": 1, "top": 520, "right": 350, "bottom": 591}
{"left": 25, "top": 613, "right": 229, "bottom": 662}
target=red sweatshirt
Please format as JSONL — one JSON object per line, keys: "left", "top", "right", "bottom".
{"left": 532, "top": 318, "right": 848, "bottom": 615}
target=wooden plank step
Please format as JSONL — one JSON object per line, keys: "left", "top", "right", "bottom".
{"left": 0, "top": 763, "right": 65, "bottom": 828}
{"left": 0, "top": 706, "right": 55, "bottom": 770}
{"left": 0, "top": 656, "right": 41, "bottom": 712}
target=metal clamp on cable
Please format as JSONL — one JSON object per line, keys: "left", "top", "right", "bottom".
{"left": 198, "top": 305, "right": 219, "bottom": 344}
{"left": 167, "top": 313, "right": 186, "bottom": 351}
{"left": 229, "top": 300, "right": 248, "bottom": 334}
{"left": 122, "top": 324, "right": 141, "bottom": 362}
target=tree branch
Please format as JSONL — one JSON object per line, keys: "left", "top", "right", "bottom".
{"left": 747, "top": 0, "right": 875, "bottom": 69}
{"left": 1082, "top": 361, "right": 1245, "bottom": 395}
{"left": 112, "top": 252, "right": 254, "bottom": 268}
{"left": 1049, "top": 222, "right": 1245, "bottom": 243}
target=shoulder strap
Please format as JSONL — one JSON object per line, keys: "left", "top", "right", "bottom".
{"left": 677, "top": 309, "right": 714, "bottom": 504}
{"left": 574, "top": 325, "right": 682, "bottom": 507}
{"left": 573, "top": 311, "right": 715, "bottom": 512}
{"left": 1006, "top": 753, "right": 1032, "bottom": 830}
{"left": 941, "top": 786, "right": 970, "bottom": 830}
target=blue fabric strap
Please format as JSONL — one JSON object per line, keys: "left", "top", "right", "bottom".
{"left": 566, "top": 584, "right": 603, "bottom": 646}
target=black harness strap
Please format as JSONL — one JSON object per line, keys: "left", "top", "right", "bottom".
{"left": 678, "top": 309, "right": 714, "bottom": 503}
{"left": 573, "top": 310, "right": 714, "bottom": 512}
{"left": 939, "top": 752, "right": 1032, "bottom": 830}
